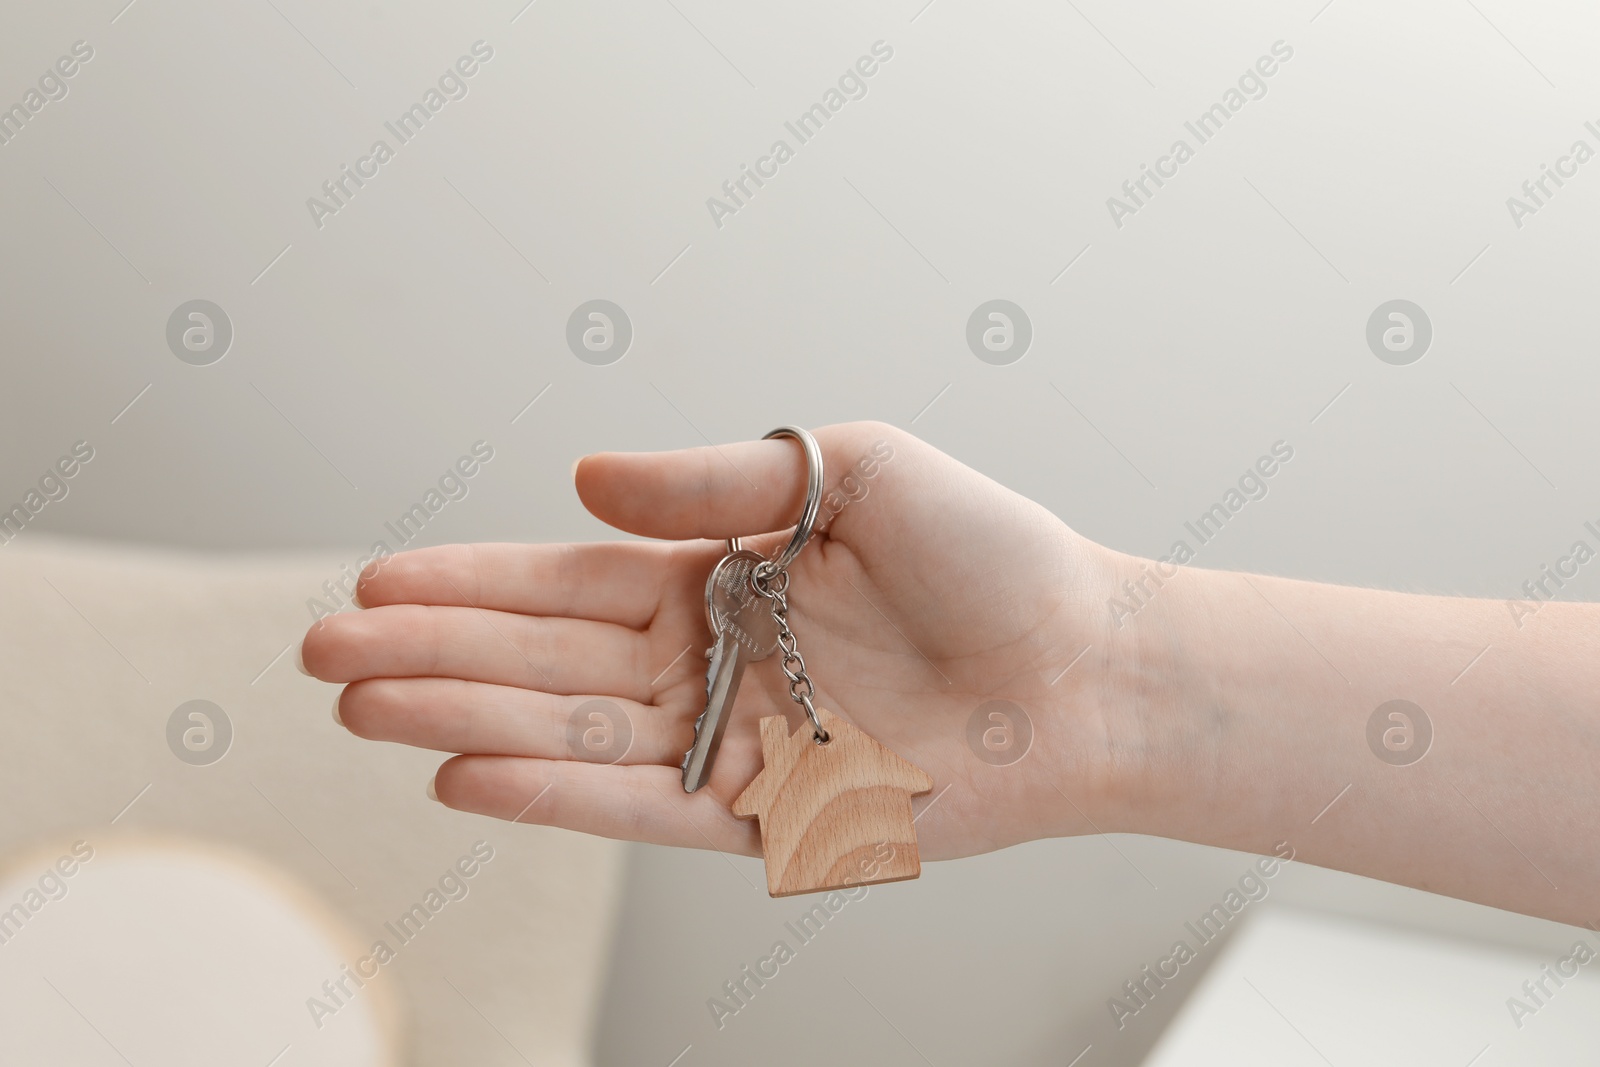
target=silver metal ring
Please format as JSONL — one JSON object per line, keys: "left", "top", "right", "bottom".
{"left": 800, "top": 694, "right": 830, "bottom": 744}
{"left": 756, "top": 426, "right": 824, "bottom": 577}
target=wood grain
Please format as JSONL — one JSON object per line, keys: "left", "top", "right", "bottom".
{"left": 733, "top": 707, "right": 935, "bottom": 897}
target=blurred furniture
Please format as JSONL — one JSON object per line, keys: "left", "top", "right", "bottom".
{"left": 0, "top": 536, "right": 624, "bottom": 1066}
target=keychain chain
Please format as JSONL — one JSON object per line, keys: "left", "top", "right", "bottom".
{"left": 751, "top": 564, "right": 829, "bottom": 744}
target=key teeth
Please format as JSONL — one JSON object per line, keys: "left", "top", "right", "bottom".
{"left": 681, "top": 657, "right": 714, "bottom": 782}
{"left": 682, "top": 709, "right": 706, "bottom": 762}
{"left": 681, "top": 642, "right": 726, "bottom": 792}
{"left": 688, "top": 652, "right": 714, "bottom": 739}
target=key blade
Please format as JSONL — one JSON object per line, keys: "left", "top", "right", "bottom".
{"left": 681, "top": 632, "right": 749, "bottom": 793}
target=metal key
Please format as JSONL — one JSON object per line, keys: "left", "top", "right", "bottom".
{"left": 680, "top": 549, "right": 780, "bottom": 792}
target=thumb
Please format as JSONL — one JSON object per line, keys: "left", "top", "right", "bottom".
{"left": 574, "top": 421, "right": 893, "bottom": 541}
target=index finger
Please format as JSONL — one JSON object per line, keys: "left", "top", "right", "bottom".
{"left": 355, "top": 541, "right": 704, "bottom": 629}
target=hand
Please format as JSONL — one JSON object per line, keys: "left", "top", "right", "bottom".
{"left": 299, "top": 422, "right": 1129, "bottom": 861}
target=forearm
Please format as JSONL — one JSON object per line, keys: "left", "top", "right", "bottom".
{"left": 1114, "top": 551, "right": 1600, "bottom": 927}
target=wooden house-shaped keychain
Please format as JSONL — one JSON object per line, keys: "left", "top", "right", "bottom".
{"left": 733, "top": 706, "right": 935, "bottom": 897}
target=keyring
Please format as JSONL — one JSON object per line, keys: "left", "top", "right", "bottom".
{"left": 723, "top": 427, "right": 822, "bottom": 574}
{"left": 753, "top": 426, "right": 824, "bottom": 578}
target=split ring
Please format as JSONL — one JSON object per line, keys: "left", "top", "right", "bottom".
{"left": 755, "top": 426, "right": 824, "bottom": 578}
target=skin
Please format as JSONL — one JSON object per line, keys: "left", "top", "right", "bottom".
{"left": 300, "top": 421, "right": 1600, "bottom": 928}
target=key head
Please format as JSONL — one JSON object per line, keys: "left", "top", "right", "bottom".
{"left": 705, "top": 550, "right": 780, "bottom": 660}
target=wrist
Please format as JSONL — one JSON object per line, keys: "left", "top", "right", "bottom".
{"left": 1025, "top": 537, "right": 1196, "bottom": 840}
{"left": 1079, "top": 548, "right": 1234, "bottom": 842}
{"left": 1094, "top": 554, "right": 1360, "bottom": 855}
{"left": 1012, "top": 531, "right": 1267, "bottom": 849}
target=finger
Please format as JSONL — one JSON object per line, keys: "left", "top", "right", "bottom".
{"left": 575, "top": 420, "right": 896, "bottom": 541}
{"left": 433, "top": 755, "right": 762, "bottom": 856}
{"left": 301, "top": 604, "right": 657, "bottom": 701}
{"left": 337, "top": 677, "right": 689, "bottom": 765}
{"left": 355, "top": 541, "right": 688, "bottom": 630}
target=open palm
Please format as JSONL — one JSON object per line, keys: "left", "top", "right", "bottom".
{"left": 300, "top": 422, "right": 1118, "bottom": 862}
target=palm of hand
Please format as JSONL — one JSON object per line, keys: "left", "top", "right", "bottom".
{"left": 662, "top": 447, "right": 1092, "bottom": 860}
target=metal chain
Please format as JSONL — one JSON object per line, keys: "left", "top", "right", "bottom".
{"left": 750, "top": 565, "right": 830, "bottom": 744}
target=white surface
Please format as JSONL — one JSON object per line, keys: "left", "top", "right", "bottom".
{"left": 1144, "top": 906, "right": 1600, "bottom": 1066}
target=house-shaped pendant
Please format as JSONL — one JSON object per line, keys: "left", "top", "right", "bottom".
{"left": 733, "top": 706, "right": 935, "bottom": 897}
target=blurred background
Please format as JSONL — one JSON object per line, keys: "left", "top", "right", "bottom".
{"left": 2, "top": 0, "right": 1598, "bottom": 1063}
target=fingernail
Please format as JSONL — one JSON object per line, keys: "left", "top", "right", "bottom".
{"left": 570, "top": 455, "right": 586, "bottom": 481}
{"left": 331, "top": 693, "right": 344, "bottom": 727}
{"left": 426, "top": 776, "right": 439, "bottom": 802}
{"left": 295, "top": 643, "right": 311, "bottom": 676}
